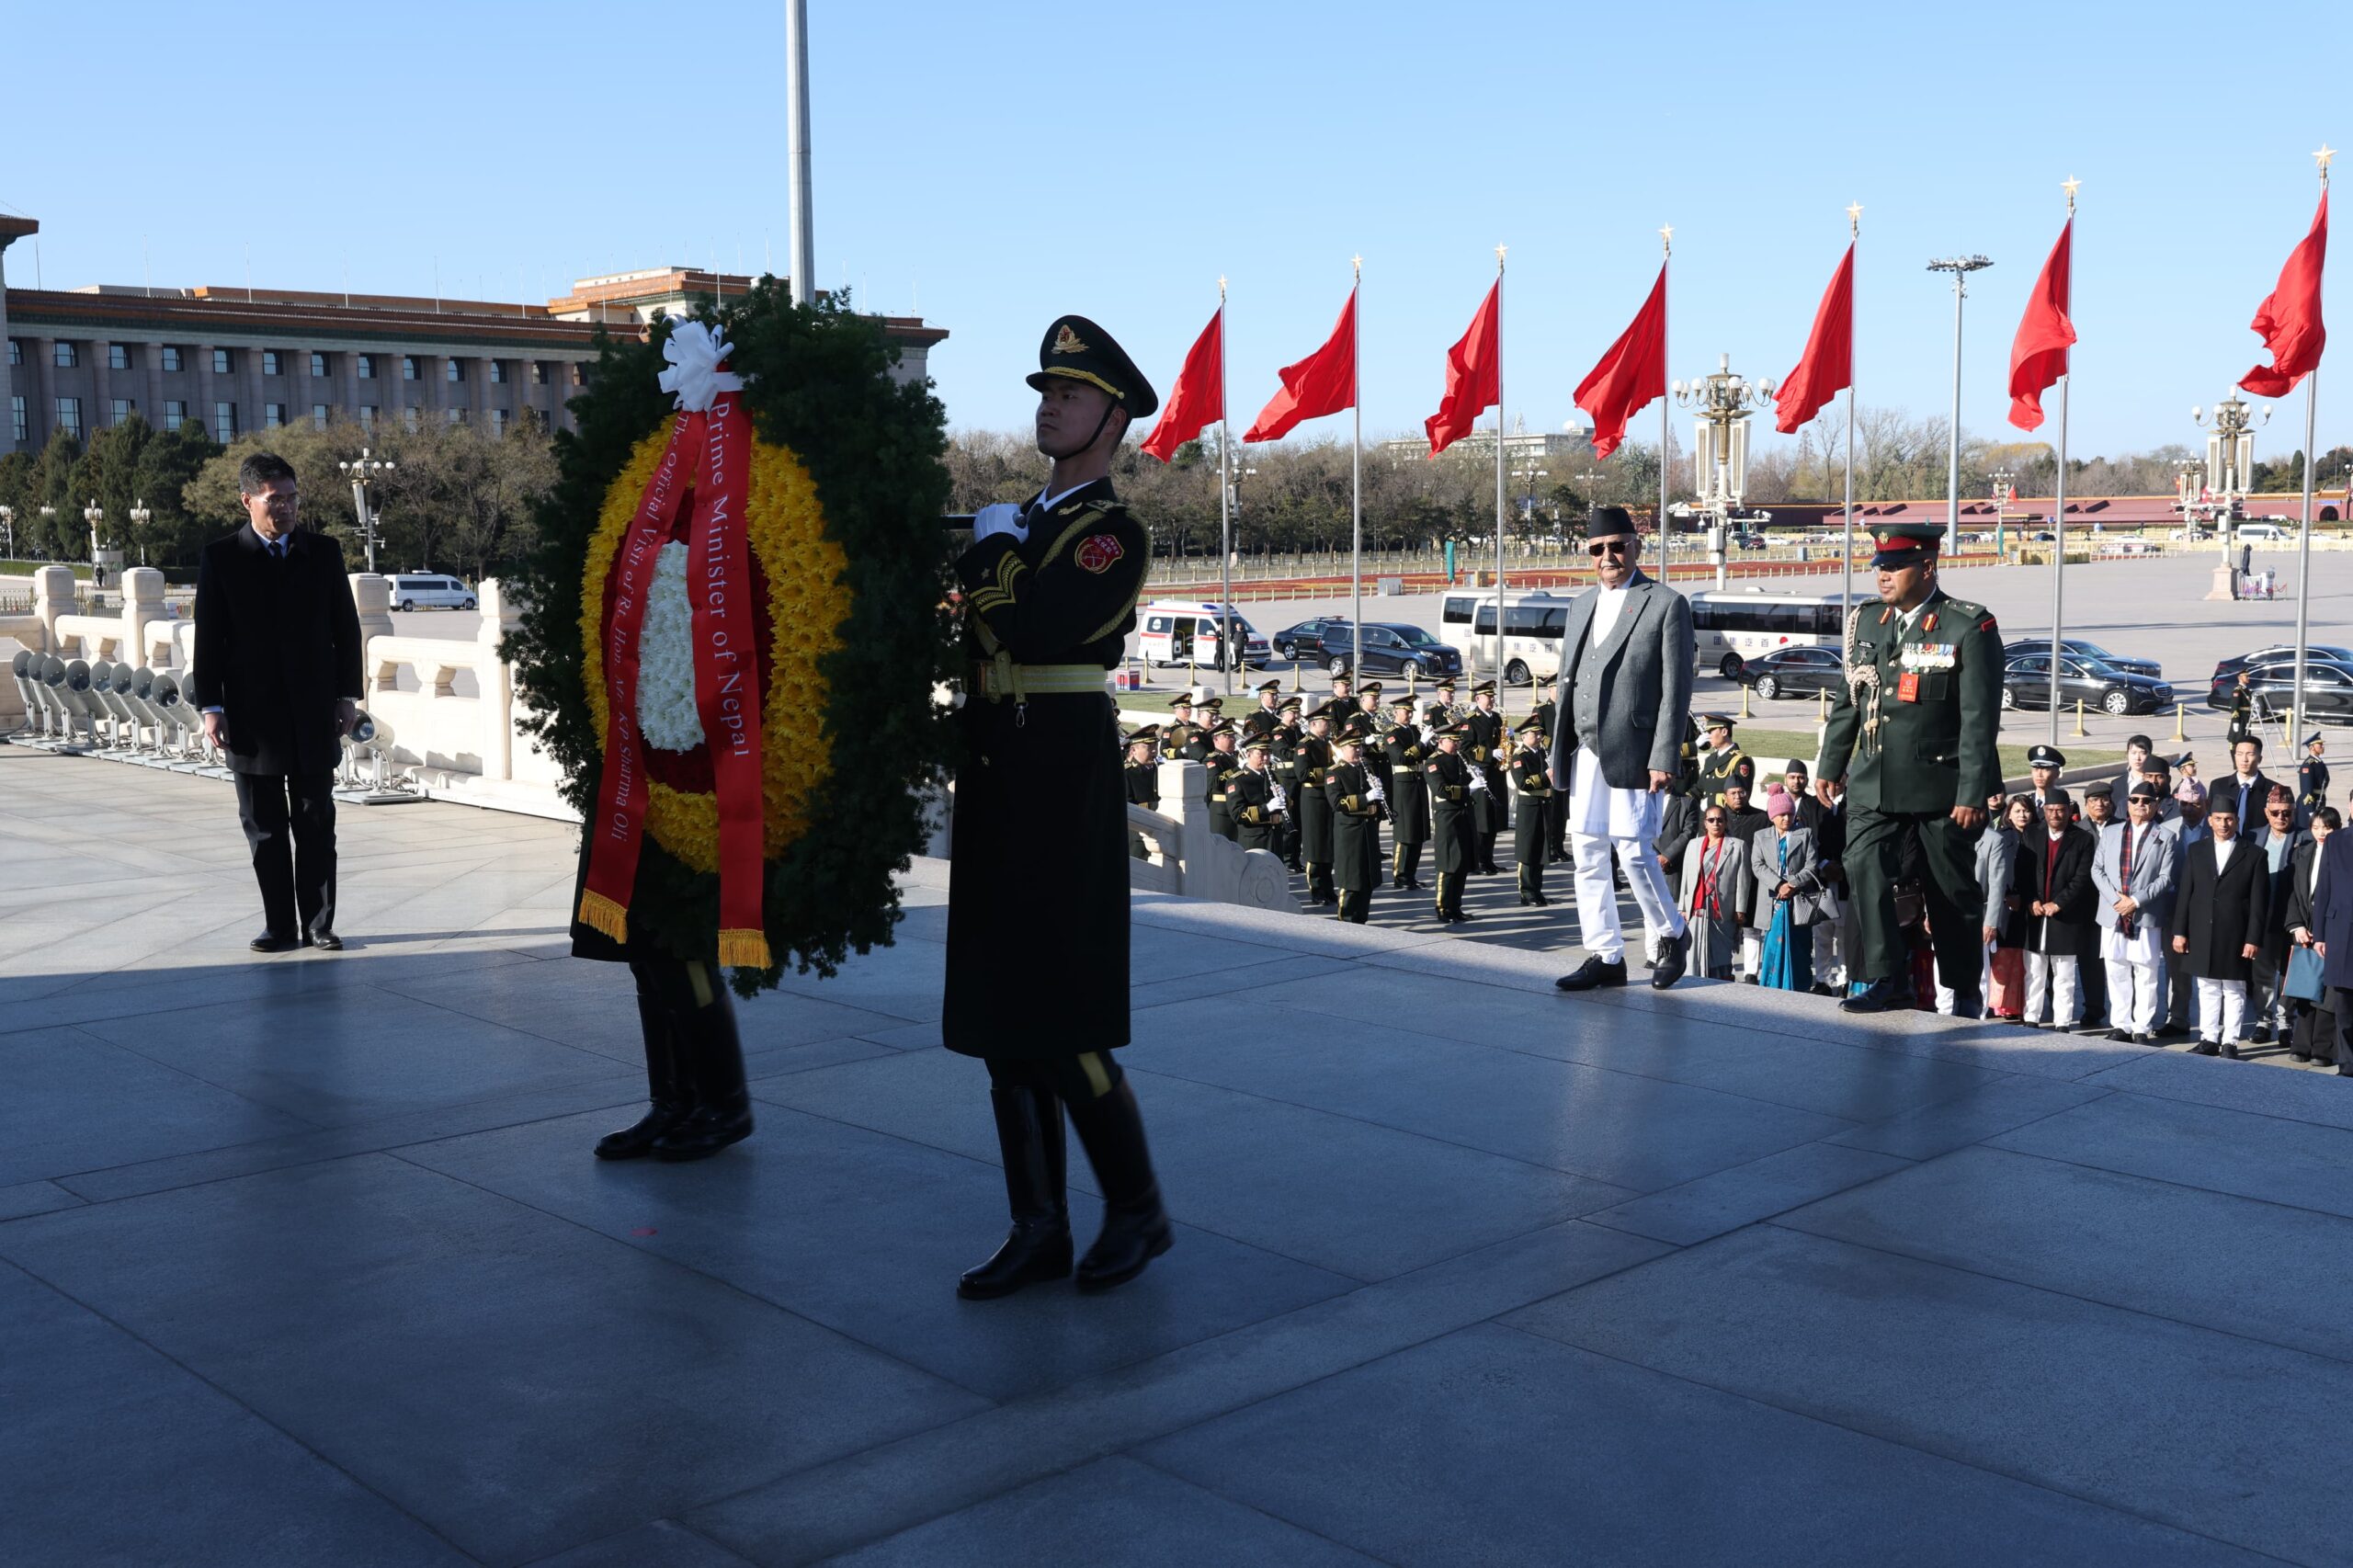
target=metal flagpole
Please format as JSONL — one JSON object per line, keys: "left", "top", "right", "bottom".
{"left": 2290, "top": 148, "right": 2330, "bottom": 744}
{"left": 1659, "top": 224, "right": 1672, "bottom": 585}
{"left": 2046, "top": 179, "right": 2078, "bottom": 741}
{"left": 1843, "top": 204, "right": 1860, "bottom": 625}
{"left": 784, "top": 0, "right": 814, "bottom": 306}
{"left": 1219, "top": 279, "right": 1233, "bottom": 698}
{"left": 1351, "top": 256, "right": 1363, "bottom": 679}
{"left": 1494, "top": 245, "right": 1508, "bottom": 683}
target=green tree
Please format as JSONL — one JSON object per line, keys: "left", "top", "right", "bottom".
{"left": 129, "top": 420, "right": 225, "bottom": 569}
{"left": 29, "top": 428, "right": 84, "bottom": 556}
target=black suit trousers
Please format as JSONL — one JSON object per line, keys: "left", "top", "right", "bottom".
{"left": 235, "top": 771, "right": 338, "bottom": 937}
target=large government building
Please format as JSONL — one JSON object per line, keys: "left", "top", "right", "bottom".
{"left": 0, "top": 215, "right": 947, "bottom": 456}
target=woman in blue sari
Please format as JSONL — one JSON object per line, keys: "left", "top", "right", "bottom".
{"left": 1751, "top": 788, "right": 1828, "bottom": 992}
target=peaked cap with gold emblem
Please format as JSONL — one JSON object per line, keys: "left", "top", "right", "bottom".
{"left": 1026, "top": 315, "right": 1160, "bottom": 418}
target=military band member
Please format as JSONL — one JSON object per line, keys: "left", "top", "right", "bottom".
{"left": 1330, "top": 671, "right": 1357, "bottom": 714}
{"left": 949, "top": 313, "right": 1170, "bottom": 1299}
{"left": 1200, "top": 718, "right": 1241, "bottom": 842}
{"left": 1529, "top": 676, "right": 1569, "bottom": 863}
{"left": 1271, "top": 697, "right": 1306, "bottom": 870}
{"left": 1694, "top": 714, "right": 1754, "bottom": 809}
{"left": 1817, "top": 521, "right": 2004, "bottom": 1015}
{"left": 1511, "top": 714, "right": 1554, "bottom": 905}
{"left": 1325, "top": 730, "right": 1384, "bottom": 923}
{"left": 1465, "top": 680, "right": 1507, "bottom": 873}
{"left": 1431, "top": 675, "right": 1463, "bottom": 725}
{"left": 2224, "top": 672, "right": 2256, "bottom": 745}
{"left": 1183, "top": 697, "right": 1224, "bottom": 761}
{"left": 1426, "top": 722, "right": 1478, "bottom": 921}
{"left": 2301, "top": 733, "right": 2329, "bottom": 821}
{"left": 1357, "top": 680, "right": 1385, "bottom": 728}
{"left": 1384, "top": 694, "right": 1431, "bottom": 889}
{"left": 1123, "top": 725, "right": 1161, "bottom": 860}
{"left": 1160, "top": 695, "right": 1197, "bottom": 763}
{"left": 1244, "top": 677, "right": 1285, "bottom": 738}
{"left": 1232, "top": 733, "right": 1287, "bottom": 854}
{"left": 1298, "top": 704, "right": 1338, "bottom": 905}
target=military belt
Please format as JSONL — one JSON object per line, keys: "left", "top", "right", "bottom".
{"left": 971, "top": 656, "right": 1108, "bottom": 704}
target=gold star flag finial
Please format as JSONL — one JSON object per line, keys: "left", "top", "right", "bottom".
{"left": 2317, "top": 144, "right": 2337, "bottom": 182}
{"left": 1847, "top": 202, "right": 1862, "bottom": 235}
{"left": 1217, "top": 274, "right": 1227, "bottom": 296}
{"left": 2062, "top": 175, "right": 2081, "bottom": 210}
{"left": 1659, "top": 223, "right": 1673, "bottom": 254}
{"left": 1495, "top": 243, "right": 1507, "bottom": 268}
{"left": 1352, "top": 254, "right": 1363, "bottom": 278}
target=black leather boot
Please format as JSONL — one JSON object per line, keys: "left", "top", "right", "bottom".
{"left": 1065, "top": 1078, "right": 1173, "bottom": 1292}
{"left": 652, "top": 976, "right": 755, "bottom": 1161}
{"left": 595, "top": 991, "right": 691, "bottom": 1159}
{"left": 958, "top": 1084, "right": 1073, "bottom": 1300}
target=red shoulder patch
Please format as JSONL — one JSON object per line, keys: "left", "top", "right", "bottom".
{"left": 1978, "top": 617, "right": 1998, "bottom": 632}
{"left": 1074, "top": 533, "right": 1125, "bottom": 574}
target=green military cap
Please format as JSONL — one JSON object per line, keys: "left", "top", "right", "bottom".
{"left": 1331, "top": 728, "right": 1365, "bottom": 746}
{"left": 1699, "top": 712, "right": 1735, "bottom": 731}
{"left": 1279, "top": 696, "right": 1303, "bottom": 713}
{"left": 2306, "top": 732, "right": 2325, "bottom": 748}
{"left": 1359, "top": 681, "right": 1382, "bottom": 697}
{"left": 1516, "top": 713, "right": 1546, "bottom": 733}
{"left": 1025, "top": 316, "right": 1160, "bottom": 417}
{"left": 1307, "top": 701, "right": 1346, "bottom": 722}
{"left": 1197, "top": 696, "right": 1224, "bottom": 711}
{"left": 1241, "top": 733, "right": 1272, "bottom": 753}
{"left": 1200, "top": 716, "right": 1234, "bottom": 736}
{"left": 1256, "top": 678, "right": 1282, "bottom": 696}
{"left": 1124, "top": 723, "right": 1160, "bottom": 745}
{"left": 1433, "top": 675, "right": 1459, "bottom": 690}
{"left": 1389, "top": 693, "right": 1415, "bottom": 710}
{"left": 1471, "top": 679, "right": 1496, "bottom": 697}
{"left": 1169, "top": 694, "right": 1194, "bottom": 710}
{"left": 1868, "top": 520, "right": 1945, "bottom": 568}
{"left": 1432, "top": 722, "right": 1469, "bottom": 736}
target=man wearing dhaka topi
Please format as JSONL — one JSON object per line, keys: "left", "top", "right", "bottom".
{"left": 945, "top": 316, "right": 1172, "bottom": 1299}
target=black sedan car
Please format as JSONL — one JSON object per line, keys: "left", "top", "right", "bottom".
{"left": 1999, "top": 637, "right": 2163, "bottom": 680}
{"left": 1271, "top": 618, "right": 1348, "bottom": 661}
{"left": 1733, "top": 645, "right": 1847, "bottom": 700}
{"left": 1316, "top": 622, "right": 1463, "bottom": 679}
{"left": 2003, "top": 653, "right": 2173, "bottom": 716}
{"left": 2206, "top": 658, "right": 2353, "bottom": 722}
{"left": 2211, "top": 643, "right": 2353, "bottom": 683}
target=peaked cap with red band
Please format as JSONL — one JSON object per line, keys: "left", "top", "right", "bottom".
{"left": 1868, "top": 521, "right": 1946, "bottom": 569}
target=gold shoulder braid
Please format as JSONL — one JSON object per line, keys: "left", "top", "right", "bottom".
{"left": 1844, "top": 603, "right": 1883, "bottom": 756}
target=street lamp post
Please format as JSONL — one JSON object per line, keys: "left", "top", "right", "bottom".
{"left": 82, "top": 499, "right": 106, "bottom": 587}
{"left": 1988, "top": 467, "right": 2015, "bottom": 555}
{"left": 1672, "top": 353, "right": 1776, "bottom": 590}
{"left": 1927, "top": 255, "right": 1994, "bottom": 554}
{"left": 0, "top": 505, "right": 13, "bottom": 561}
{"left": 127, "top": 499, "right": 152, "bottom": 567}
{"left": 338, "top": 447, "right": 395, "bottom": 574}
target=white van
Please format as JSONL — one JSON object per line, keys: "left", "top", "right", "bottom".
{"left": 1438, "top": 591, "right": 1575, "bottom": 686}
{"left": 389, "top": 573, "right": 478, "bottom": 611}
{"left": 2234, "top": 522, "right": 2294, "bottom": 543}
{"left": 1136, "top": 602, "right": 1271, "bottom": 671}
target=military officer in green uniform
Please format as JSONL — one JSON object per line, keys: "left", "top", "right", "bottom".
{"left": 1431, "top": 675, "right": 1463, "bottom": 724}
{"left": 1122, "top": 725, "right": 1161, "bottom": 860}
{"left": 949, "top": 313, "right": 1170, "bottom": 1298}
{"left": 1464, "top": 679, "right": 1507, "bottom": 873}
{"left": 1231, "top": 733, "right": 1285, "bottom": 853}
{"left": 1511, "top": 713, "right": 1554, "bottom": 905}
{"left": 1383, "top": 694, "right": 1431, "bottom": 890}
{"left": 1243, "top": 678, "right": 1286, "bottom": 738}
{"left": 1693, "top": 713, "right": 1755, "bottom": 809}
{"left": 1270, "top": 697, "right": 1305, "bottom": 870}
{"left": 1200, "top": 718, "right": 1241, "bottom": 842}
{"left": 1183, "top": 698, "right": 1223, "bottom": 761}
{"left": 1326, "top": 728, "right": 1384, "bottom": 924}
{"left": 1816, "top": 521, "right": 2005, "bottom": 1015}
{"left": 2299, "top": 732, "right": 2329, "bottom": 823}
{"left": 1426, "top": 722, "right": 1477, "bottom": 922}
{"left": 1357, "top": 680, "right": 1386, "bottom": 730}
{"left": 1297, "top": 704, "right": 1338, "bottom": 905}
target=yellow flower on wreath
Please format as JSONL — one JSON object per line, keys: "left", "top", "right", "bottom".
{"left": 581, "top": 415, "right": 850, "bottom": 875}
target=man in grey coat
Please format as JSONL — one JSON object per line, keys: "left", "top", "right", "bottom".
{"left": 1549, "top": 506, "right": 1694, "bottom": 992}
{"left": 2092, "top": 782, "right": 2178, "bottom": 1042}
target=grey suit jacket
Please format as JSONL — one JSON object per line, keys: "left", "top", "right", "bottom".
{"left": 2092, "top": 818, "right": 2179, "bottom": 930}
{"left": 1547, "top": 572, "right": 1694, "bottom": 791}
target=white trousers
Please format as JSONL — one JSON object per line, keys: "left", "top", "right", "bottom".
{"left": 1739, "top": 930, "right": 1762, "bottom": 979}
{"left": 2026, "top": 952, "right": 2080, "bottom": 1028}
{"left": 2194, "top": 977, "right": 2247, "bottom": 1044}
{"left": 1571, "top": 832, "right": 1685, "bottom": 963}
{"left": 2104, "top": 950, "right": 2166, "bottom": 1037}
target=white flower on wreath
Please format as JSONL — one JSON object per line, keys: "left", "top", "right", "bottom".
{"left": 635, "top": 542, "right": 705, "bottom": 753}
{"left": 658, "top": 321, "right": 744, "bottom": 413}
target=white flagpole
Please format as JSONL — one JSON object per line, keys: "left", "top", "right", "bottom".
{"left": 1843, "top": 205, "right": 1859, "bottom": 625}
{"left": 1493, "top": 245, "right": 1508, "bottom": 684}
{"left": 2046, "top": 182, "right": 2077, "bottom": 742}
{"left": 1659, "top": 224, "right": 1672, "bottom": 586}
{"left": 1351, "top": 256, "right": 1363, "bottom": 679}
{"left": 2290, "top": 149, "right": 2330, "bottom": 744}
{"left": 1218, "top": 279, "right": 1233, "bottom": 699}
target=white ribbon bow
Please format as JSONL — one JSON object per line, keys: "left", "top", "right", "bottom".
{"left": 658, "top": 321, "right": 745, "bottom": 412}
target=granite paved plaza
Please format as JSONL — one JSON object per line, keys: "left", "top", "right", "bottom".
{"left": 6, "top": 743, "right": 2352, "bottom": 1566}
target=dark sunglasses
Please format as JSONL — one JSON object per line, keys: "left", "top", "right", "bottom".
{"left": 1587, "top": 540, "right": 1631, "bottom": 557}
{"left": 1703, "top": 814, "right": 1727, "bottom": 824}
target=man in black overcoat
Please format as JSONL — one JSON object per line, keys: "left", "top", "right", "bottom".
{"left": 948, "top": 316, "right": 1171, "bottom": 1298}
{"left": 191, "top": 451, "right": 363, "bottom": 952}
{"left": 2167, "top": 801, "right": 2272, "bottom": 1057}
{"left": 2282, "top": 808, "right": 2341, "bottom": 1068}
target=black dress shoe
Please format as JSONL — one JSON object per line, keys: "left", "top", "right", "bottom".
{"left": 2106, "top": 1028, "right": 2134, "bottom": 1042}
{"left": 1650, "top": 929, "right": 1688, "bottom": 990}
{"left": 2133, "top": 1033, "right": 2159, "bottom": 1045}
{"left": 249, "top": 930, "right": 299, "bottom": 953}
{"left": 308, "top": 929, "right": 343, "bottom": 951}
{"left": 1839, "top": 978, "right": 1910, "bottom": 1014}
{"left": 2248, "top": 1025, "right": 2273, "bottom": 1045}
{"left": 1554, "top": 955, "right": 1628, "bottom": 992}
{"left": 2193, "top": 1041, "right": 2221, "bottom": 1056}
{"left": 2290, "top": 1051, "right": 2313, "bottom": 1063}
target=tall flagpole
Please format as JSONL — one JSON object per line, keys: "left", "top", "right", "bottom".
{"left": 1496, "top": 244, "right": 1515, "bottom": 682}
{"left": 2046, "top": 178, "right": 2078, "bottom": 742}
{"left": 1844, "top": 203, "right": 1861, "bottom": 624}
{"left": 2290, "top": 145, "right": 2331, "bottom": 744}
{"left": 1218, "top": 278, "right": 1233, "bottom": 698}
{"left": 1659, "top": 224, "right": 1672, "bottom": 585}
{"left": 1351, "top": 255, "right": 1363, "bottom": 678}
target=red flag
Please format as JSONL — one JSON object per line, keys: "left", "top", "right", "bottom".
{"left": 2006, "top": 218, "right": 2075, "bottom": 432}
{"left": 1773, "top": 243, "right": 1854, "bottom": 434}
{"left": 1424, "top": 280, "right": 1501, "bottom": 457}
{"left": 2240, "top": 189, "right": 2328, "bottom": 397}
{"left": 1574, "top": 264, "right": 1666, "bottom": 460}
{"left": 1141, "top": 305, "right": 1223, "bottom": 462}
{"left": 1245, "top": 287, "right": 1357, "bottom": 443}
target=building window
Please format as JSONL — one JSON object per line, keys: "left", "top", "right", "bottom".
{"left": 402, "top": 357, "right": 420, "bottom": 381}
{"left": 110, "top": 398, "right": 136, "bottom": 426}
{"left": 163, "top": 399, "right": 189, "bottom": 430}
{"left": 571, "top": 363, "right": 588, "bottom": 387}
{"left": 402, "top": 406, "right": 420, "bottom": 433}
{"left": 486, "top": 359, "right": 508, "bottom": 384}
{"left": 214, "top": 401, "right": 237, "bottom": 443}
{"left": 489, "top": 408, "right": 508, "bottom": 437}
{"left": 54, "top": 342, "right": 79, "bottom": 369}
{"left": 262, "top": 350, "right": 282, "bottom": 376}
{"left": 161, "top": 346, "right": 184, "bottom": 372}
{"left": 6, "top": 340, "right": 18, "bottom": 367}
{"left": 358, "top": 404, "right": 377, "bottom": 430}
{"left": 312, "top": 404, "right": 330, "bottom": 431}
{"left": 56, "top": 397, "right": 83, "bottom": 437}
{"left": 9, "top": 396, "right": 24, "bottom": 445}
{"left": 213, "top": 347, "right": 233, "bottom": 374}
{"left": 310, "top": 352, "right": 329, "bottom": 379}
{"left": 529, "top": 361, "right": 548, "bottom": 386}
{"left": 445, "top": 359, "right": 464, "bottom": 383}
{"left": 265, "top": 403, "right": 288, "bottom": 429}
{"left": 357, "top": 354, "right": 376, "bottom": 381}
{"left": 108, "top": 345, "right": 131, "bottom": 371}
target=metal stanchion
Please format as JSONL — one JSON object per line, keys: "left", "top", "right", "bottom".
{"left": 2072, "top": 698, "right": 2088, "bottom": 739}
{"left": 2173, "top": 701, "right": 2185, "bottom": 743}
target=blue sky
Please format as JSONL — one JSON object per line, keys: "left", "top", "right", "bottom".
{"left": 5, "top": 0, "right": 2340, "bottom": 460}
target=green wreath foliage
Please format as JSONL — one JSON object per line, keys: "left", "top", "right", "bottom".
{"left": 504, "top": 286, "right": 956, "bottom": 991}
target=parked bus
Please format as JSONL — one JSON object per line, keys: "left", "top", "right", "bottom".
{"left": 1438, "top": 591, "right": 1576, "bottom": 686}
{"left": 1688, "top": 587, "right": 1850, "bottom": 677}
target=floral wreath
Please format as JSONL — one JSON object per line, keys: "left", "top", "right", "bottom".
{"left": 506, "top": 286, "right": 956, "bottom": 990}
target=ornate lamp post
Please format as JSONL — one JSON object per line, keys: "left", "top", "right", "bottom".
{"left": 2191, "top": 393, "right": 2269, "bottom": 601}
{"left": 1927, "top": 254, "right": 1995, "bottom": 553}
{"left": 127, "top": 498, "right": 153, "bottom": 567}
{"left": 1989, "top": 467, "right": 2015, "bottom": 555}
{"left": 338, "top": 447, "right": 395, "bottom": 574}
{"left": 0, "top": 505, "right": 14, "bottom": 561}
{"left": 1672, "top": 353, "right": 1775, "bottom": 588}
{"left": 1510, "top": 461, "right": 1549, "bottom": 549}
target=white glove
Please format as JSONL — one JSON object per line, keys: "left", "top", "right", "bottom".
{"left": 1467, "top": 771, "right": 1489, "bottom": 793}
{"left": 1268, "top": 785, "right": 1290, "bottom": 812}
{"left": 972, "top": 502, "right": 1028, "bottom": 542}
{"left": 1367, "top": 777, "right": 1386, "bottom": 802}
{"left": 1419, "top": 725, "right": 1437, "bottom": 744}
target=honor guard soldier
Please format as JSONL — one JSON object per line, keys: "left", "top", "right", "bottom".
{"left": 1384, "top": 694, "right": 1431, "bottom": 889}
{"left": 1297, "top": 704, "right": 1339, "bottom": 905}
{"left": 1160, "top": 695, "right": 1197, "bottom": 762}
{"left": 1817, "top": 521, "right": 2004, "bottom": 1016}
{"left": 1464, "top": 680, "right": 1508, "bottom": 873}
{"left": 1694, "top": 713, "right": 1755, "bottom": 809}
{"left": 2225, "top": 672, "right": 2256, "bottom": 745}
{"left": 1184, "top": 698, "right": 1223, "bottom": 761}
{"left": 1271, "top": 697, "right": 1306, "bottom": 870}
{"left": 1200, "top": 718, "right": 1241, "bottom": 842}
{"left": 1426, "top": 722, "right": 1478, "bottom": 921}
{"left": 949, "top": 313, "right": 1170, "bottom": 1298}
{"left": 1326, "top": 728, "right": 1383, "bottom": 924}
{"left": 1231, "top": 734, "right": 1286, "bottom": 853}
{"left": 1511, "top": 714, "right": 1554, "bottom": 905}
{"left": 1244, "top": 678, "right": 1285, "bottom": 738}
{"left": 2300, "top": 733, "right": 2329, "bottom": 821}
{"left": 1123, "top": 726, "right": 1161, "bottom": 860}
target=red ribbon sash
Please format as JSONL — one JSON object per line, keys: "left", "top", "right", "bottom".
{"left": 688, "top": 392, "right": 769, "bottom": 969}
